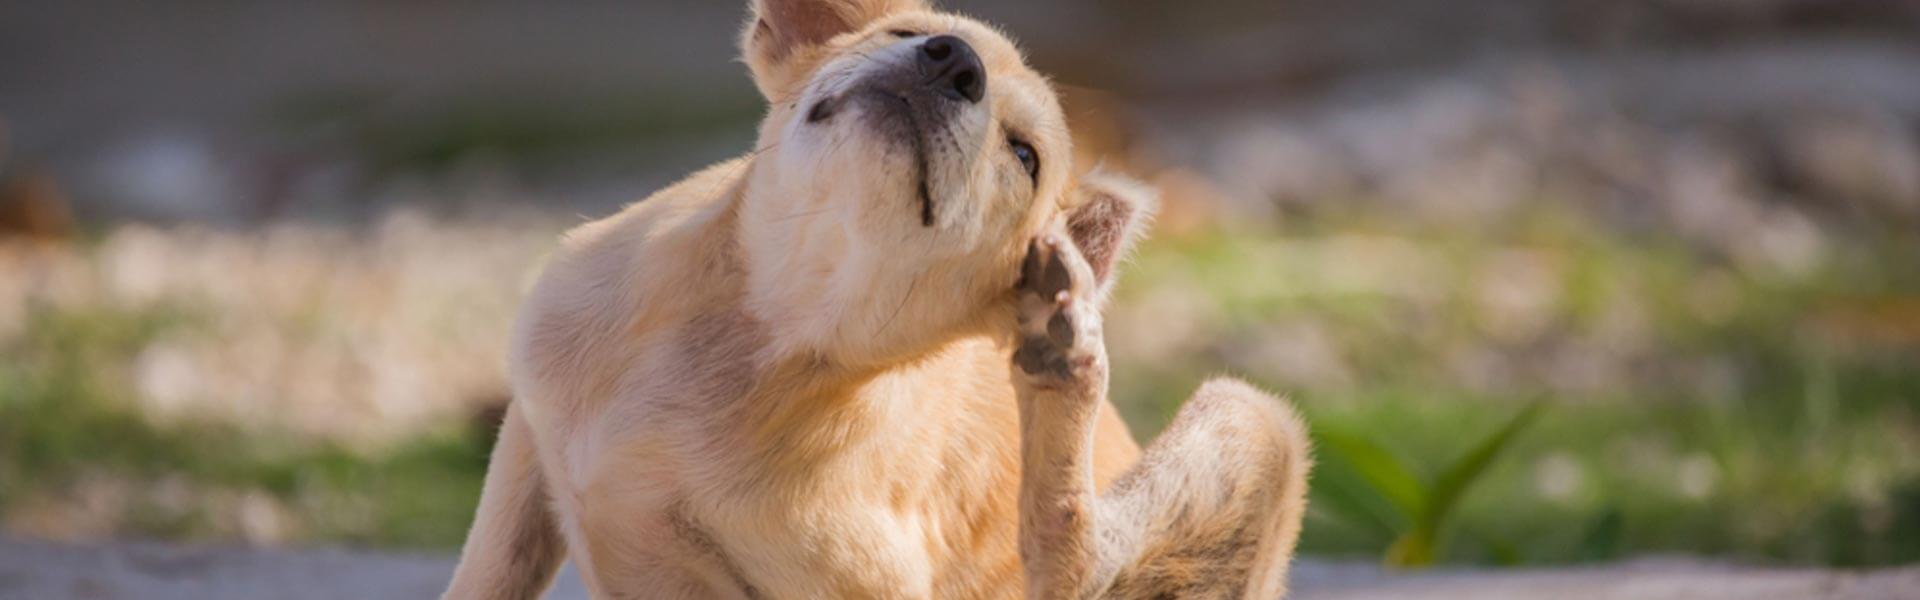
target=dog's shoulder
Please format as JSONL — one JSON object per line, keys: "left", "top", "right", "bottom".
{"left": 508, "top": 157, "right": 754, "bottom": 406}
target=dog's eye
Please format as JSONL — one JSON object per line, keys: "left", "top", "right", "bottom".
{"left": 1010, "top": 138, "right": 1039, "bottom": 181}
{"left": 888, "top": 29, "right": 920, "bottom": 38}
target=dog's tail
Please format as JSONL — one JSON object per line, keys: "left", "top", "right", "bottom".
{"left": 443, "top": 401, "right": 566, "bottom": 600}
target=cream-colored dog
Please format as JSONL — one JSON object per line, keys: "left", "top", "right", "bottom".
{"left": 442, "top": 1, "right": 1310, "bottom": 597}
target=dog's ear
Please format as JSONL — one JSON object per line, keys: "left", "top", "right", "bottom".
{"left": 742, "top": 0, "right": 925, "bottom": 101}
{"left": 1063, "top": 169, "right": 1157, "bottom": 303}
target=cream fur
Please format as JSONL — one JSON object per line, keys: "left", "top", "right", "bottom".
{"left": 442, "top": 1, "right": 1309, "bottom": 598}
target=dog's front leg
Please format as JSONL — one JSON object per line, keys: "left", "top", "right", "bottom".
{"left": 1011, "top": 232, "right": 1312, "bottom": 600}
{"left": 1012, "top": 233, "right": 1125, "bottom": 599}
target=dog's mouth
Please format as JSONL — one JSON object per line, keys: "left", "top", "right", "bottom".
{"left": 894, "top": 94, "right": 936, "bottom": 228}
{"left": 821, "top": 87, "right": 951, "bottom": 228}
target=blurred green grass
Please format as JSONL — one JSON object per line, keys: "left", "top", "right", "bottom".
{"left": 2, "top": 202, "right": 1916, "bottom": 567}
{"left": 0, "top": 303, "right": 489, "bottom": 548}
{"left": 1109, "top": 206, "right": 1920, "bottom": 567}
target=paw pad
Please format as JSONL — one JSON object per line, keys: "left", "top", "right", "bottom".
{"left": 1014, "top": 234, "right": 1102, "bottom": 383}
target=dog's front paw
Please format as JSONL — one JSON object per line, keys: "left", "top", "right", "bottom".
{"left": 1013, "top": 233, "right": 1105, "bottom": 391}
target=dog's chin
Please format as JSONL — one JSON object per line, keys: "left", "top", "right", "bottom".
{"left": 844, "top": 88, "right": 967, "bottom": 227}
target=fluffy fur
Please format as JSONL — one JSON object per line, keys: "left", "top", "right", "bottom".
{"left": 442, "top": 1, "right": 1310, "bottom": 598}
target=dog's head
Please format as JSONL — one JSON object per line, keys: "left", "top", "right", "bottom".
{"left": 735, "top": 0, "right": 1154, "bottom": 366}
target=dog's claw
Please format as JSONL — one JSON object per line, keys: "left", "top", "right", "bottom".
{"left": 1014, "top": 233, "right": 1103, "bottom": 388}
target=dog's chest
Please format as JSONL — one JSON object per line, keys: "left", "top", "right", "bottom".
{"left": 579, "top": 409, "right": 959, "bottom": 598}
{"left": 552, "top": 318, "right": 1021, "bottom": 597}
{"left": 694, "top": 486, "right": 940, "bottom": 598}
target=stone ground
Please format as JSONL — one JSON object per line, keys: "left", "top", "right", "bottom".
{"left": 2, "top": 536, "right": 1915, "bottom": 600}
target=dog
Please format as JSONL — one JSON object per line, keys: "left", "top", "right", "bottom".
{"left": 442, "top": 0, "right": 1310, "bottom": 597}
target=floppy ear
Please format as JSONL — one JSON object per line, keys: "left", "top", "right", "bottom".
{"left": 741, "top": 0, "right": 925, "bottom": 101}
{"left": 1063, "top": 169, "right": 1158, "bottom": 303}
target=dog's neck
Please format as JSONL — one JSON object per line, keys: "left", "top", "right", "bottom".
{"left": 732, "top": 162, "right": 1013, "bottom": 371}
{"left": 697, "top": 184, "right": 976, "bottom": 367}
{"left": 689, "top": 302, "right": 996, "bottom": 482}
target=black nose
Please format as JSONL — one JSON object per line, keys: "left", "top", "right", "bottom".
{"left": 918, "top": 35, "right": 984, "bottom": 104}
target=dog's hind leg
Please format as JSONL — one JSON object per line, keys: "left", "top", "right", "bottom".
{"left": 443, "top": 401, "right": 567, "bottom": 600}
{"left": 1013, "top": 235, "right": 1311, "bottom": 599}
{"left": 1094, "top": 379, "right": 1311, "bottom": 599}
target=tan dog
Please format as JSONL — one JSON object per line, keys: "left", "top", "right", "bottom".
{"left": 442, "top": 1, "right": 1309, "bottom": 597}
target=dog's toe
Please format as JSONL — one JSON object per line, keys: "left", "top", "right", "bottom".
{"left": 1014, "top": 233, "right": 1103, "bottom": 386}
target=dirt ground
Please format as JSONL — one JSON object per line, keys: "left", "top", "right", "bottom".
{"left": 3, "top": 535, "right": 1915, "bottom": 600}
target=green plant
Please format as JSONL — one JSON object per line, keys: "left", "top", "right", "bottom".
{"left": 1311, "top": 402, "right": 1545, "bottom": 568}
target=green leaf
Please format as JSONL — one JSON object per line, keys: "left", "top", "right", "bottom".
{"left": 1314, "top": 427, "right": 1427, "bottom": 521}
{"left": 1420, "top": 402, "right": 1546, "bottom": 540}
{"left": 1307, "top": 459, "right": 1410, "bottom": 541}
{"left": 1385, "top": 402, "right": 1546, "bottom": 569}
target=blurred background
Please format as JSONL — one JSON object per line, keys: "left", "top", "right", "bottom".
{"left": 3, "top": 0, "right": 1918, "bottom": 576}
